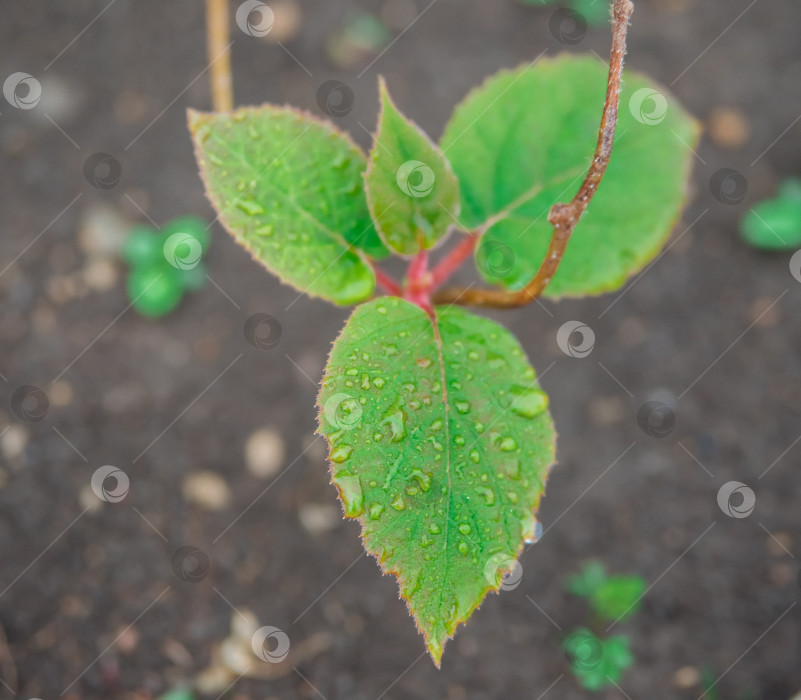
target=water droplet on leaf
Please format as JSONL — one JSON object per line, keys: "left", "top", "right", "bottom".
{"left": 336, "top": 475, "right": 363, "bottom": 516}
{"left": 330, "top": 444, "right": 353, "bottom": 463}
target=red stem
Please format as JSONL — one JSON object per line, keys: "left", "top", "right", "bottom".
{"left": 429, "top": 233, "right": 478, "bottom": 291}
{"left": 372, "top": 263, "right": 403, "bottom": 296}
{"left": 403, "top": 248, "right": 434, "bottom": 315}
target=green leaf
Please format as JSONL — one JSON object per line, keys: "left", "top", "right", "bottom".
{"left": 440, "top": 55, "right": 700, "bottom": 297}
{"left": 127, "top": 266, "right": 185, "bottom": 318}
{"left": 158, "top": 687, "right": 195, "bottom": 700}
{"left": 564, "top": 628, "right": 633, "bottom": 691}
{"left": 740, "top": 178, "right": 801, "bottom": 250}
{"left": 591, "top": 574, "right": 646, "bottom": 622}
{"left": 567, "top": 561, "right": 646, "bottom": 622}
{"left": 566, "top": 560, "right": 607, "bottom": 598}
{"left": 365, "top": 78, "right": 461, "bottom": 256}
{"left": 317, "top": 297, "right": 555, "bottom": 665}
{"left": 188, "top": 106, "right": 389, "bottom": 306}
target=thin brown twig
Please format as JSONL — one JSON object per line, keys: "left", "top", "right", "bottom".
{"left": 206, "top": 0, "right": 234, "bottom": 112}
{"left": 432, "top": 0, "right": 635, "bottom": 308}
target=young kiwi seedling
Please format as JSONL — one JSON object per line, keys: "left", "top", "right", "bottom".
{"left": 189, "top": 0, "right": 698, "bottom": 665}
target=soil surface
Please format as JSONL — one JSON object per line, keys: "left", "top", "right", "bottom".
{"left": 2, "top": 0, "right": 801, "bottom": 698}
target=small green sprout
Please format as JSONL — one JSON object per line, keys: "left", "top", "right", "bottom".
{"left": 740, "top": 178, "right": 801, "bottom": 250}
{"left": 567, "top": 560, "right": 647, "bottom": 622}
{"left": 563, "top": 628, "right": 633, "bottom": 691}
{"left": 122, "top": 216, "right": 209, "bottom": 317}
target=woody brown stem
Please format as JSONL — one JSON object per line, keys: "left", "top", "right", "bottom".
{"left": 432, "top": 0, "right": 634, "bottom": 309}
{"left": 206, "top": 0, "right": 234, "bottom": 112}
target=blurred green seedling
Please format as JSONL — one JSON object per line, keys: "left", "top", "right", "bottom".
{"left": 567, "top": 559, "right": 647, "bottom": 622}
{"left": 563, "top": 628, "right": 634, "bottom": 691}
{"left": 158, "top": 687, "right": 195, "bottom": 700}
{"left": 123, "top": 216, "right": 209, "bottom": 317}
{"left": 740, "top": 178, "right": 801, "bottom": 250}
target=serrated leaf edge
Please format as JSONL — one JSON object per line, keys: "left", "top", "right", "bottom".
{"left": 439, "top": 54, "right": 701, "bottom": 300}
{"left": 315, "top": 297, "right": 557, "bottom": 666}
{"left": 188, "top": 104, "right": 385, "bottom": 306}
{"left": 364, "top": 77, "right": 463, "bottom": 257}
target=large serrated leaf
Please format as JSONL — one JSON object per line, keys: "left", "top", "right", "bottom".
{"left": 189, "top": 106, "right": 389, "bottom": 306}
{"left": 317, "top": 297, "right": 556, "bottom": 665}
{"left": 365, "top": 79, "right": 461, "bottom": 256}
{"left": 440, "top": 55, "right": 700, "bottom": 298}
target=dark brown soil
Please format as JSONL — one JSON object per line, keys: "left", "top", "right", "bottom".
{"left": 2, "top": 0, "right": 800, "bottom": 698}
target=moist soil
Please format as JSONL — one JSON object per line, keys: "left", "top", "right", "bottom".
{"left": 1, "top": 0, "right": 801, "bottom": 698}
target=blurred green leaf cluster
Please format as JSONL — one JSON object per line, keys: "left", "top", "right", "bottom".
{"left": 562, "top": 561, "right": 645, "bottom": 691}
{"left": 563, "top": 628, "right": 633, "bottom": 691}
{"left": 740, "top": 178, "right": 801, "bottom": 250}
{"left": 123, "top": 216, "right": 209, "bottom": 317}
{"left": 158, "top": 688, "right": 195, "bottom": 700}
{"left": 567, "top": 559, "right": 646, "bottom": 622}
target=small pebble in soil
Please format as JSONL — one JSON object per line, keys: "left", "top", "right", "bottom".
{"left": 78, "top": 203, "right": 131, "bottom": 259}
{"left": 182, "top": 470, "right": 232, "bottom": 511}
{"left": 673, "top": 665, "right": 700, "bottom": 688}
{"left": 49, "top": 380, "right": 73, "bottom": 407}
{"left": 588, "top": 396, "right": 625, "bottom": 426}
{"left": 115, "top": 623, "right": 139, "bottom": 654}
{"left": 1, "top": 423, "right": 29, "bottom": 461}
{"left": 79, "top": 484, "right": 104, "bottom": 513}
{"left": 299, "top": 503, "right": 340, "bottom": 535}
{"left": 707, "top": 106, "right": 751, "bottom": 150}
{"left": 83, "top": 258, "right": 118, "bottom": 291}
{"left": 245, "top": 428, "right": 286, "bottom": 478}
{"left": 765, "top": 530, "right": 793, "bottom": 557}
{"left": 263, "top": 0, "right": 302, "bottom": 43}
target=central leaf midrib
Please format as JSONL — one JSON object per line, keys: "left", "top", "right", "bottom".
{"left": 430, "top": 311, "right": 453, "bottom": 638}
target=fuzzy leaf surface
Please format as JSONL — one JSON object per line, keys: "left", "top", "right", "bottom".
{"left": 189, "top": 106, "right": 389, "bottom": 305}
{"left": 317, "top": 297, "right": 555, "bottom": 664}
{"left": 365, "top": 79, "right": 461, "bottom": 255}
{"left": 440, "top": 55, "right": 700, "bottom": 297}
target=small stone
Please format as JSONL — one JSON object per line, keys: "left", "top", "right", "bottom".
{"left": 195, "top": 663, "right": 236, "bottom": 694}
{"left": 765, "top": 531, "right": 793, "bottom": 557}
{"left": 49, "top": 380, "right": 73, "bottom": 407}
{"left": 1, "top": 424, "right": 29, "bottom": 461}
{"left": 707, "top": 107, "right": 751, "bottom": 150}
{"left": 588, "top": 396, "right": 625, "bottom": 426}
{"left": 78, "top": 203, "right": 130, "bottom": 259}
{"left": 299, "top": 503, "right": 340, "bottom": 535}
{"left": 230, "top": 608, "right": 260, "bottom": 640}
{"left": 79, "top": 484, "right": 103, "bottom": 513}
{"left": 83, "top": 258, "right": 118, "bottom": 291}
{"left": 182, "top": 470, "right": 232, "bottom": 511}
{"left": 673, "top": 665, "right": 700, "bottom": 688}
{"left": 47, "top": 275, "right": 80, "bottom": 304}
{"left": 115, "top": 624, "right": 139, "bottom": 654}
{"left": 245, "top": 428, "right": 285, "bottom": 478}
{"left": 264, "top": 0, "right": 302, "bottom": 43}
{"left": 162, "top": 637, "right": 193, "bottom": 667}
